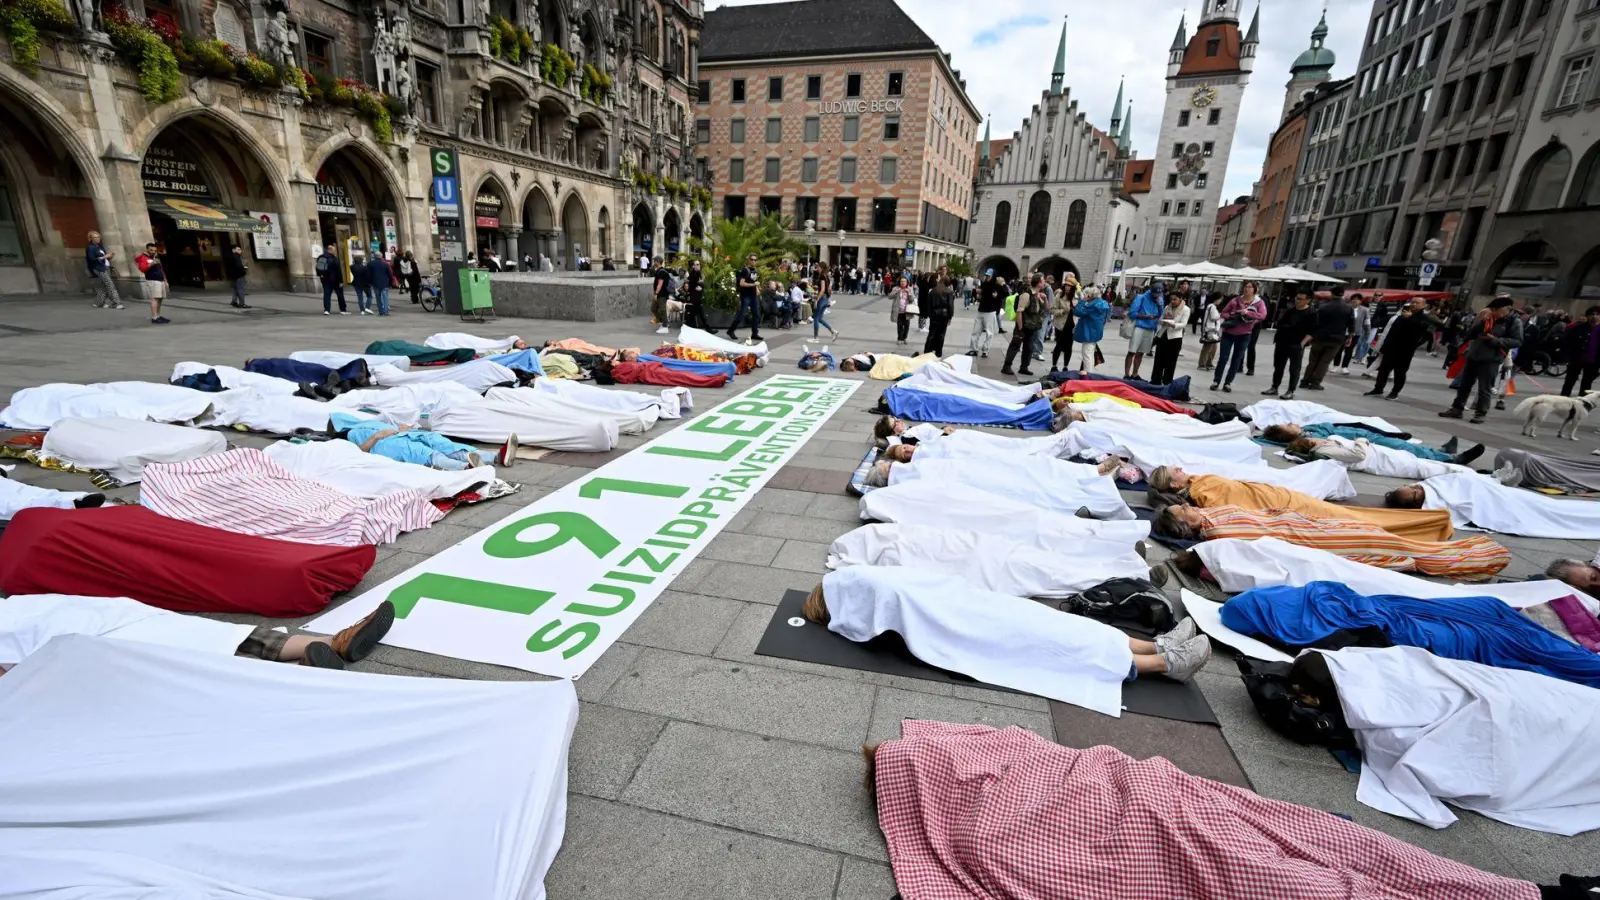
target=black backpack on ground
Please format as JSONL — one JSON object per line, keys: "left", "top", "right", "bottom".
{"left": 1195, "top": 402, "right": 1242, "bottom": 425}
{"left": 1056, "top": 577, "right": 1179, "bottom": 634}
{"left": 1237, "top": 654, "right": 1356, "bottom": 750}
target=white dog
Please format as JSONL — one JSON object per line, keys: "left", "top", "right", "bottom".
{"left": 1516, "top": 391, "right": 1600, "bottom": 439}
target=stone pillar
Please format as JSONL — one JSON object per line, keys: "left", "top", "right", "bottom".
{"left": 505, "top": 225, "right": 522, "bottom": 268}
{"left": 276, "top": 92, "right": 313, "bottom": 291}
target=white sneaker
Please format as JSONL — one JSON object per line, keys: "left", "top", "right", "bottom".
{"left": 339, "top": 311, "right": 350, "bottom": 315}
{"left": 323, "top": 311, "right": 330, "bottom": 315}
{"left": 1155, "top": 617, "right": 1198, "bottom": 653}
{"left": 361, "top": 309, "right": 373, "bottom": 315}
{"left": 1159, "top": 635, "right": 1212, "bottom": 683}
{"left": 655, "top": 326, "right": 668, "bottom": 334}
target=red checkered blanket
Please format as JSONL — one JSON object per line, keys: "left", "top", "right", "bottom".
{"left": 874, "top": 722, "right": 1536, "bottom": 900}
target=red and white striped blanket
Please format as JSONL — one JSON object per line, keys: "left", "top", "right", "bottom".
{"left": 874, "top": 721, "right": 1536, "bottom": 900}
{"left": 141, "top": 448, "right": 443, "bottom": 547}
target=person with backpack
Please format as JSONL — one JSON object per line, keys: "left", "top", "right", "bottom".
{"left": 316, "top": 244, "right": 349, "bottom": 315}
{"left": 224, "top": 244, "right": 250, "bottom": 309}
{"left": 1001, "top": 274, "right": 1048, "bottom": 378}
{"left": 350, "top": 253, "right": 374, "bottom": 315}
{"left": 368, "top": 252, "right": 394, "bottom": 317}
{"left": 84, "top": 230, "right": 124, "bottom": 310}
{"left": 133, "top": 242, "right": 171, "bottom": 325}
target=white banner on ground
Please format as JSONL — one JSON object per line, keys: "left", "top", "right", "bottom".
{"left": 307, "top": 376, "right": 862, "bottom": 677}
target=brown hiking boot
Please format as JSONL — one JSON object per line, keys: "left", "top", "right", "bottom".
{"left": 329, "top": 600, "right": 396, "bottom": 662}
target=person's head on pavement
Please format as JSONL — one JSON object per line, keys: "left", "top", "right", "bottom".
{"left": 1262, "top": 424, "right": 1306, "bottom": 443}
{"left": 1385, "top": 484, "right": 1427, "bottom": 508}
{"left": 885, "top": 443, "right": 915, "bottom": 463}
{"left": 1546, "top": 558, "right": 1600, "bottom": 593}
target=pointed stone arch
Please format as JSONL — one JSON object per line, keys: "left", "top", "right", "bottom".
{"left": 559, "top": 191, "right": 590, "bottom": 267}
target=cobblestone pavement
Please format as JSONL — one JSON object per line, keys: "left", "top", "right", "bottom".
{"left": 3, "top": 286, "right": 1597, "bottom": 893}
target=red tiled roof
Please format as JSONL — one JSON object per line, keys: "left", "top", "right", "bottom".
{"left": 1178, "top": 23, "right": 1242, "bottom": 77}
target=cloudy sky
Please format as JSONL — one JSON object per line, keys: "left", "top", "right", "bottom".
{"left": 716, "top": 0, "right": 1368, "bottom": 201}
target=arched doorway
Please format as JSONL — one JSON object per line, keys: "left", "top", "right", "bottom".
{"left": 1486, "top": 240, "right": 1561, "bottom": 300}
{"left": 1567, "top": 140, "right": 1600, "bottom": 208}
{"left": 313, "top": 142, "right": 403, "bottom": 274}
{"left": 632, "top": 201, "right": 654, "bottom": 261}
{"left": 0, "top": 81, "right": 110, "bottom": 294}
{"left": 522, "top": 185, "right": 557, "bottom": 269}
{"left": 597, "top": 207, "right": 611, "bottom": 263}
{"left": 689, "top": 212, "right": 705, "bottom": 241}
{"left": 1033, "top": 255, "right": 1078, "bottom": 285}
{"left": 1023, "top": 190, "right": 1050, "bottom": 247}
{"left": 472, "top": 177, "right": 510, "bottom": 264}
{"left": 560, "top": 193, "right": 589, "bottom": 268}
{"left": 1574, "top": 246, "right": 1600, "bottom": 301}
{"left": 140, "top": 114, "right": 288, "bottom": 290}
{"left": 663, "top": 208, "right": 681, "bottom": 257}
{"left": 978, "top": 255, "right": 1019, "bottom": 281}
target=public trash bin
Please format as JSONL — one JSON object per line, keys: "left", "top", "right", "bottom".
{"left": 458, "top": 269, "right": 496, "bottom": 321}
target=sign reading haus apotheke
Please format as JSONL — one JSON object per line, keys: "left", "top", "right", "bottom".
{"left": 817, "top": 98, "right": 904, "bottom": 115}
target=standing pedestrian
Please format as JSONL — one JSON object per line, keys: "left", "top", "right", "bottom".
{"left": 1001, "top": 274, "right": 1047, "bottom": 378}
{"left": 133, "top": 242, "right": 171, "bottom": 325}
{"left": 651, "top": 260, "right": 674, "bottom": 334}
{"left": 1262, "top": 289, "right": 1317, "bottom": 400}
{"left": 813, "top": 278, "right": 839, "bottom": 340}
{"left": 638, "top": 252, "right": 650, "bottom": 277}
{"left": 1336, "top": 296, "right": 1371, "bottom": 374}
{"left": 967, "top": 270, "right": 1003, "bottom": 356}
{"left": 84, "top": 231, "right": 124, "bottom": 310}
{"left": 1299, "top": 286, "right": 1354, "bottom": 390}
{"left": 1196, "top": 296, "right": 1223, "bottom": 369}
{"left": 1150, "top": 291, "right": 1190, "bottom": 385}
{"left": 316, "top": 244, "right": 348, "bottom": 315}
{"left": 224, "top": 244, "right": 251, "bottom": 309}
{"left": 368, "top": 252, "right": 393, "bottom": 317}
{"left": 1069, "top": 287, "right": 1111, "bottom": 376}
{"left": 890, "top": 276, "right": 915, "bottom": 344}
{"left": 1244, "top": 291, "right": 1272, "bottom": 376}
{"left": 351, "top": 253, "right": 374, "bottom": 315}
{"left": 1364, "top": 298, "right": 1444, "bottom": 400}
{"left": 1561, "top": 306, "right": 1600, "bottom": 396}
{"left": 1440, "top": 296, "right": 1522, "bottom": 424}
{"left": 727, "top": 253, "right": 763, "bottom": 343}
{"left": 683, "top": 259, "right": 708, "bottom": 329}
{"left": 1048, "top": 280, "right": 1078, "bottom": 371}
{"left": 1209, "top": 281, "right": 1267, "bottom": 392}
{"left": 922, "top": 266, "right": 955, "bottom": 356}
{"left": 399, "top": 251, "right": 422, "bottom": 304}
{"left": 1124, "top": 282, "right": 1163, "bottom": 380}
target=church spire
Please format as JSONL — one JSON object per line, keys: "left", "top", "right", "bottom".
{"left": 1050, "top": 16, "right": 1068, "bottom": 95}
{"left": 1118, "top": 100, "right": 1132, "bottom": 154}
{"left": 1169, "top": 14, "right": 1187, "bottom": 52}
{"left": 980, "top": 117, "right": 991, "bottom": 162}
{"left": 1110, "top": 76, "right": 1125, "bottom": 133}
{"left": 1244, "top": 2, "right": 1260, "bottom": 44}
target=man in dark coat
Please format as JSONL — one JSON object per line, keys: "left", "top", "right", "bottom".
{"left": 1440, "top": 296, "right": 1522, "bottom": 424}
{"left": 1364, "top": 298, "right": 1444, "bottom": 400}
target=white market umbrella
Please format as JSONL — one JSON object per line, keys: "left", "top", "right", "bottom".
{"left": 1258, "top": 265, "right": 1345, "bottom": 284}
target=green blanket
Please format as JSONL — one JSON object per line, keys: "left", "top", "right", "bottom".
{"left": 364, "top": 340, "right": 475, "bottom": 366}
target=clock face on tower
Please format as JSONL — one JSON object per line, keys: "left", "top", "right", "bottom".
{"left": 1190, "top": 86, "right": 1218, "bottom": 109}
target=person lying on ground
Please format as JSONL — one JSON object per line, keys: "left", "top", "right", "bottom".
{"left": 331, "top": 412, "right": 484, "bottom": 471}
{"left": 864, "top": 454, "right": 1133, "bottom": 520}
{"left": 881, "top": 441, "right": 1124, "bottom": 476}
{"left": 2, "top": 471, "right": 104, "bottom": 520}
{"left": 871, "top": 414, "right": 955, "bottom": 446}
{"left": 1147, "top": 466, "right": 1455, "bottom": 541}
{"left": 1546, "top": 557, "right": 1600, "bottom": 594}
{"left": 1385, "top": 471, "right": 1600, "bottom": 539}
{"left": 1495, "top": 446, "right": 1600, "bottom": 493}
{"left": 1286, "top": 435, "right": 1483, "bottom": 479}
{"left": 803, "top": 568, "right": 1214, "bottom": 714}
{"left": 1153, "top": 503, "right": 1509, "bottom": 581}
{"left": 839, "top": 353, "right": 877, "bottom": 373}
{"left": 1263, "top": 422, "right": 1479, "bottom": 464}
{"left": 0, "top": 595, "right": 395, "bottom": 673}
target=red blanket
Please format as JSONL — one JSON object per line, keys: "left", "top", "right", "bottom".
{"left": 1052, "top": 379, "right": 1195, "bottom": 416}
{"left": 0, "top": 506, "right": 375, "bottom": 617}
{"left": 610, "top": 360, "right": 728, "bottom": 388}
{"left": 875, "top": 721, "right": 1535, "bottom": 900}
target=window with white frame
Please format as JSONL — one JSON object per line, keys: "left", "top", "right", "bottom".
{"left": 1556, "top": 56, "right": 1594, "bottom": 107}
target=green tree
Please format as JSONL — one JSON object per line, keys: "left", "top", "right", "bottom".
{"left": 671, "top": 213, "right": 809, "bottom": 311}
{"left": 945, "top": 256, "right": 973, "bottom": 279}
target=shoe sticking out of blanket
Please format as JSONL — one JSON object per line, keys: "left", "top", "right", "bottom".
{"left": 329, "top": 600, "right": 395, "bottom": 663}
{"left": 300, "top": 642, "right": 345, "bottom": 669}
{"left": 1155, "top": 618, "right": 1198, "bottom": 653}
{"left": 1159, "top": 635, "right": 1212, "bottom": 683}
{"left": 73, "top": 493, "right": 106, "bottom": 509}
{"left": 1453, "top": 443, "right": 1486, "bottom": 466}
{"left": 496, "top": 433, "right": 519, "bottom": 467}
{"left": 1442, "top": 436, "right": 1461, "bottom": 455}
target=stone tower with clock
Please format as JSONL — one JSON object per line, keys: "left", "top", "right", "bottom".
{"left": 1139, "top": 0, "right": 1258, "bottom": 266}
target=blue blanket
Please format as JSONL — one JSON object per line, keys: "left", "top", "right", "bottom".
{"left": 1053, "top": 372, "right": 1192, "bottom": 402}
{"left": 884, "top": 385, "right": 1055, "bottom": 431}
{"left": 639, "top": 353, "right": 737, "bottom": 380}
{"left": 245, "top": 357, "right": 369, "bottom": 385}
{"left": 1221, "top": 581, "right": 1600, "bottom": 688}
{"left": 486, "top": 348, "right": 545, "bottom": 375}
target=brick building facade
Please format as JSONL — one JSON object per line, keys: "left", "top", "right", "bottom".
{"left": 695, "top": 0, "right": 978, "bottom": 273}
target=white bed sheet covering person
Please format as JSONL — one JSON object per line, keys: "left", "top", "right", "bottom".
{"left": 199, "top": 388, "right": 333, "bottom": 434}
{"left": 0, "top": 476, "right": 87, "bottom": 520}
{"left": 1311, "top": 435, "right": 1474, "bottom": 481}
{"left": 678, "top": 324, "right": 770, "bottom": 359}
{"left": 329, "top": 382, "right": 485, "bottom": 426}
{"left": 431, "top": 390, "right": 620, "bottom": 451}
{"left": 530, "top": 377, "right": 691, "bottom": 420}
{"left": 424, "top": 332, "right": 524, "bottom": 353}
{"left": 899, "top": 426, "right": 1072, "bottom": 455}
{"left": 822, "top": 566, "right": 1133, "bottom": 716}
{"left": 861, "top": 481, "right": 1150, "bottom": 545}
{"left": 289, "top": 349, "right": 411, "bottom": 370}
{"left": 1321, "top": 645, "right": 1600, "bottom": 835}
{"left": 375, "top": 359, "right": 519, "bottom": 393}
{"left": 0, "top": 634, "right": 576, "bottom": 900}
{"left": 1242, "top": 398, "right": 1402, "bottom": 436}
{"left": 902, "top": 364, "right": 1039, "bottom": 405}
{"left": 891, "top": 454, "right": 1134, "bottom": 520}
{"left": 1419, "top": 470, "right": 1600, "bottom": 539}
{"left": 0, "top": 594, "right": 252, "bottom": 669}
{"left": 827, "top": 522, "right": 1148, "bottom": 598}
{"left": 263, "top": 439, "right": 494, "bottom": 501}
{"left": 39, "top": 416, "right": 229, "bottom": 484}
{"left": 170, "top": 362, "right": 300, "bottom": 394}
{"left": 1192, "top": 537, "right": 1598, "bottom": 612}
{"left": 486, "top": 384, "right": 659, "bottom": 435}
{"left": 0, "top": 382, "right": 215, "bottom": 430}
{"left": 1053, "top": 421, "right": 1267, "bottom": 469}
{"left": 1072, "top": 398, "right": 1254, "bottom": 441}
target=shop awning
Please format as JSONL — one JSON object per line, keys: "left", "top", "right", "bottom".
{"left": 146, "top": 196, "right": 272, "bottom": 234}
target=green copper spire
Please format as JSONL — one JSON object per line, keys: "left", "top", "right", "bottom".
{"left": 1111, "top": 77, "right": 1125, "bottom": 130}
{"left": 1118, "top": 100, "right": 1132, "bottom": 153}
{"left": 1050, "top": 16, "right": 1068, "bottom": 95}
{"left": 980, "top": 117, "right": 991, "bottom": 162}
{"left": 1170, "top": 14, "right": 1187, "bottom": 53}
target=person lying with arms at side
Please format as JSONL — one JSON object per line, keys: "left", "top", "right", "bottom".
{"left": 331, "top": 412, "right": 484, "bottom": 471}
{"left": 1263, "top": 422, "right": 1483, "bottom": 465}
{"left": 1147, "top": 466, "right": 1455, "bottom": 541}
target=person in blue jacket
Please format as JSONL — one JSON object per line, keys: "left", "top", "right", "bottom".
{"left": 1068, "top": 287, "right": 1112, "bottom": 377}
{"left": 1125, "top": 282, "right": 1165, "bottom": 381}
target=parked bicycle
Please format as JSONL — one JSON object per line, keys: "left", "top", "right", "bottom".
{"left": 419, "top": 275, "right": 442, "bottom": 312}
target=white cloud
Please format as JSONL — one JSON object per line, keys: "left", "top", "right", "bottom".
{"left": 709, "top": 0, "right": 1366, "bottom": 203}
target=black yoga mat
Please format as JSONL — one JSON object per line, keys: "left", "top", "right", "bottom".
{"left": 756, "top": 589, "right": 1219, "bottom": 726}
